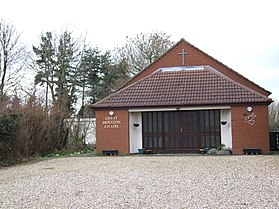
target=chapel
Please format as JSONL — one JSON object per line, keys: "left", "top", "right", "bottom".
{"left": 92, "top": 39, "right": 272, "bottom": 155}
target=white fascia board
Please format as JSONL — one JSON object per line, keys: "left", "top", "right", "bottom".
{"left": 179, "top": 106, "right": 231, "bottom": 111}
{"left": 129, "top": 106, "right": 230, "bottom": 112}
{"left": 129, "top": 108, "right": 177, "bottom": 112}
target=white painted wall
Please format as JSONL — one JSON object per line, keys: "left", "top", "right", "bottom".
{"left": 129, "top": 112, "right": 142, "bottom": 153}
{"left": 64, "top": 118, "right": 96, "bottom": 144}
{"left": 220, "top": 109, "right": 232, "bottom": 149}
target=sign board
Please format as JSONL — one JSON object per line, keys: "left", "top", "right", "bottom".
{"left": 102, "top": 111, "right": 121, "bottom": 128}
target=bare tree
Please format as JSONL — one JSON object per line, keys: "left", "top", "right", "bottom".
{"left": 0, "top": 19, "right": 26, "bottom": 102}
{"left": 269, "top": 100, "right": 279, "bottom": 131}
{"left": 115, "top": 31, "right": 174, "bottom": 75}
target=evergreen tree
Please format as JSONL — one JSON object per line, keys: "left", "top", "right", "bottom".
{"left": 33, "top": 32, "right": 56, "bottom": 107}
{"left": 77, "top": 47, "right": 102, "bottom": 116}
{"left": 33, "top": 31, "right": 80, "bottom": 114}
{"left": 55, "top": 31, "right": 79, "bottom": 113}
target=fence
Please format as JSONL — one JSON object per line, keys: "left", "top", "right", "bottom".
{"left": 64, "top": 117, "right": 96, "bottom": 144}
{"left": 269, "top": 132, "right": 279, "bottom": 151}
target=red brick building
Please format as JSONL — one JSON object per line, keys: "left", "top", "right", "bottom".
{"left": 92, "top": 39, "right": 272, "bottom": 155}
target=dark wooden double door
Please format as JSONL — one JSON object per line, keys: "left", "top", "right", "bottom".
{"left": 142, "top": 110, "right": 221, "bottom": 153}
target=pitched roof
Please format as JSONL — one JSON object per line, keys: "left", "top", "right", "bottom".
{"left": 92, "top": 66, "right": 271, "bottom": 109}
{"left": 120, "top": 38, "right": 271, "bottom": 97}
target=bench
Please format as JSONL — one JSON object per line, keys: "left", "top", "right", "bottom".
{"left": 243, "top": 148, "right": 261, "bottom": 155}
{"left": 102, "top": 150, "right": 118, "bottom": 156}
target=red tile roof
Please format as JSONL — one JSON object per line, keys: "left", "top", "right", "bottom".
{"left": 92, "top": 66, "right": 271, "bottom": 109}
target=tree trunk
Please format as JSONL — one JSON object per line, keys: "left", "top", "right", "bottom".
{"left": 0, "top": 50, "right": 8, "bottom": 101}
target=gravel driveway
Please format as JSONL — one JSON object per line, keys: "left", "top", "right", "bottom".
{"left": 0, "top": 155, "right": 278, "bottom": 209}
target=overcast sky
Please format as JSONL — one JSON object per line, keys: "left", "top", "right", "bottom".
{"left": 2, "top": 0, "right": 279, "bottom": 99}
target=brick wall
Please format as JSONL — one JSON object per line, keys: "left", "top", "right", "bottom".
{"left": 95, "top": 40, "right": 271, "bottom": 155}
{"left": 231, "top": 104, "right": 270, "bottom": 154}
{"left": 96, "top": 109, "right": 129, "bottom": 155}
{"left": 122, "top": 40, "right": 269, "bottom": 97}
{"left": 96, "top": 105, "right": 270, "bottom": 155}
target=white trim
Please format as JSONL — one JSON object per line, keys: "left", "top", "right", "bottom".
{"left": 159, "top": 66, "right": 206, "bottom": 71}
{"left": 129, "top": 112, "right": 142, "bottom": 153}
{"left": 129, "top": 108, "right": 177, "bottom": 112}
{"left": 129, "top": 106, "right": 230, "bottom": 112}
{"left": 180, "top": 106, "right": 230, "bottom": 111}
{"left": 220, "top": 109, "right": 232, "bottom": 149}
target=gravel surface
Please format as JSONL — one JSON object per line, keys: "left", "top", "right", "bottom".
{"left": 0, "top": 155, "right": 278, "bottom": 209}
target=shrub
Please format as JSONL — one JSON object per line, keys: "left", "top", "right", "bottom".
{"left": 0, "top": 111, "right": 22, "bottom": 164}
{"left": 206, "top": 148, "right": 217, "bottom": 155}
{"left": 0, "top": 95, "right": 96, "bottom": 166}
{"left": 0, "top": 96, "right": 70, "bottom": 165}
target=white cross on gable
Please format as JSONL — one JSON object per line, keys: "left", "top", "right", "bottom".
{"left": 178, "top": 49, "right": 188, "bottom": 66}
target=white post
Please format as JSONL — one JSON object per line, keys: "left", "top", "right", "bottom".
{"left": 220, "top": 109, "right": 232, "bottom": 149}
{"left": 129, "top": 112, "right": 142, "bottom": 153}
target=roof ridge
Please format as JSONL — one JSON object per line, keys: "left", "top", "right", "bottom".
{"left": 205, "top": 66, "right": 271, "bottom": 100}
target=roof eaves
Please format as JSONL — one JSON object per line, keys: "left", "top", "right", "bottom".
{"left": 92, "top": 100, "right": 273, "bottom": 110}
